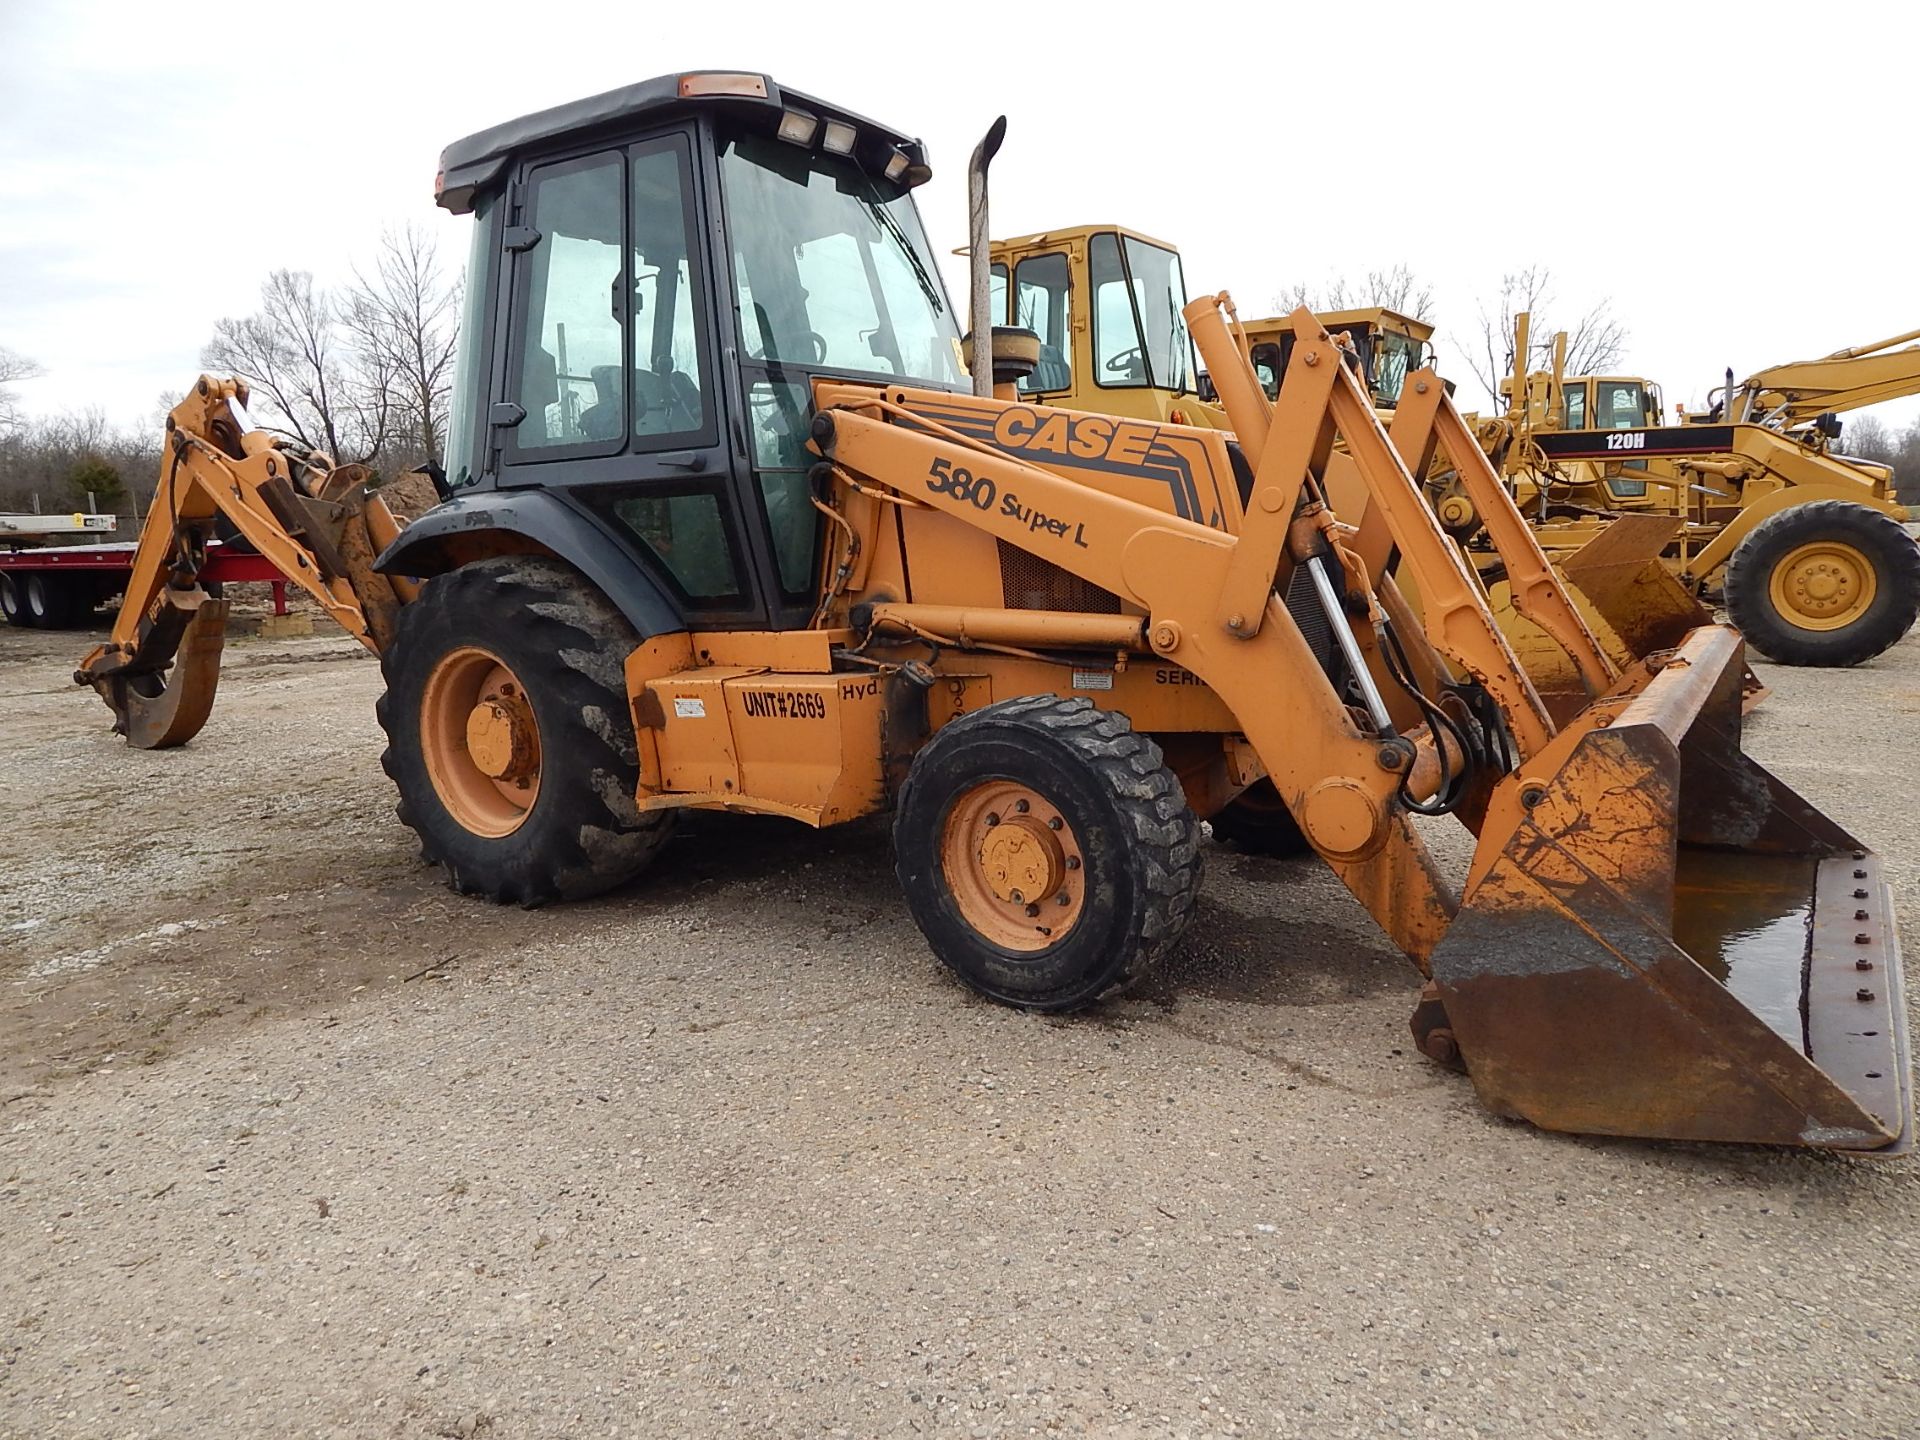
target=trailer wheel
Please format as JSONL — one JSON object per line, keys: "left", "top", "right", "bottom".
{"left": 894, "top": 696, "right": 1202, "bottom": 1011}
{"left": 376, "top": 555, "right": 674, "bottom": 905}
{"left": 23, "top": 574, "right": 86, "bottom": 629}
{"left": 0, "top": 573, "right": 27, "bottom": 627}
{"left": 1207, "top": 779, "right": 1312, "bottom": 857}
{"left": 1724, "top": 500, "right": 1920, "bottom": 666}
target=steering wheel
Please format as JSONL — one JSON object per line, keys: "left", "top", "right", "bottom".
{"left": 1105, "top": 346, "right": 1145, "bottom": 377}
{"left": 748, "top": 330, "right": 831, "bottom": 365}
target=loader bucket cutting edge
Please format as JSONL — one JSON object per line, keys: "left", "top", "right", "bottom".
{"left": 1431, "top": 623, "right": 1912, "bottom": 1152}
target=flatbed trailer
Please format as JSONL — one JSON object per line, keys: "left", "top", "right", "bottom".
{"left": 0, "top": 540, "right": 286, "bottom": 629}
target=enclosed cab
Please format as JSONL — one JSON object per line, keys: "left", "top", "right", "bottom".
{"left": 983, "top": 225, "right": 1207, "bottom": 425}
{"left": 400, "top": 71, "right": 964, "bottom": 640}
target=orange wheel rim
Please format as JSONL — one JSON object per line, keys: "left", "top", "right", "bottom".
{"left": 420, "top": 646, "right": 541, "bottom": 838}
{"left": 1768, "top": 540, "right": 1876, "bottom": 632}
{"left": 939, "top": 780, "right": 1085, "bottom": 953}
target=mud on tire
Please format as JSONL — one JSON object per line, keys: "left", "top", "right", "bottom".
{"left": 893, "top": 695, "right": 1202, "bottom": 1011}
{"left": 376, "top": 555, "right": 673, "bottom": 904}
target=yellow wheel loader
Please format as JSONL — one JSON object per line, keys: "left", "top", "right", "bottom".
{"left": 78, "top": 73, "right": 1911, "bottom": 1152}
{"left": 1465, "top": 316, "right": 1920, "bottom": 668}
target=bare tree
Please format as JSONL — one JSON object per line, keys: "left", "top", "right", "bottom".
{"left": 1459, "top": 266, "right": 1627, "bottom": 409}
{"left": 1272, "top": 264, "right": 1436, "bottom": 322}
{"left": 346, "top": 225, "right": 462, "bottom": 469}
{"left": 1840, "top": 413, "right": 1896, "bottom": 464}
{"left": 0, "top": 346, "right": 44, "bottom": 433}
{"left": 202, "top": 270, "right": 392, "bottom": 465}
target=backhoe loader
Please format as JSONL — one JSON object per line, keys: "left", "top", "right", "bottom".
{"left": 78, "top": 72, "right": 1911, "bottom": 1153}
{"left": 1459, "top": 316, "right": 1920, "bottom": 668}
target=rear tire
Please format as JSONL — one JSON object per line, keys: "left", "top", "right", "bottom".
{"left": 1207, "top": 779, "right": 1312, "bottom": 857}
{"left": 376, "top": 555, "right": 674, "bottom": 905}
{"left": 1723, "top": 501, "right": 1920, "bottom": 666}
{"left": 893, "top": 696, "right": 1202, "bottom": 1011}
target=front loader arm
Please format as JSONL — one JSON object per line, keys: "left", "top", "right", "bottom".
{"left": 77, "top": 376, "right": 410, "bottom": 748}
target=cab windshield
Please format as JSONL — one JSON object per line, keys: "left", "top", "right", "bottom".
{"left": 1090, "top": 233, "right": 1196, "bottom": 394}
{"left": 721, "top": 130, "right": 964, "bottom": 387}
{"left": 1369, "top": 331, "right": 1425, "bottom": 407}
{"left": 1595, "top": 380, "right": 1652, "bottom": 429}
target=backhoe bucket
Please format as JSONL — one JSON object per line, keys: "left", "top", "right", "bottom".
{"left": 84, "top": 591, "right": 230, "bottom": 750}
{"left": 1430, "top": 624, "right": 1910, "bottom": 1152}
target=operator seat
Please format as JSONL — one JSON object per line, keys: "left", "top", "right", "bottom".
{"left": 1023, "top": 344, "right": 1072, "bottom": 393}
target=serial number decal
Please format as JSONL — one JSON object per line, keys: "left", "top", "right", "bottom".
{"left": 926, "top": 459, "right": 1089, "bottom": 548}
{"left": 1153, "top": 667, "right": 1206, "bottom": 686}
{"left": 1604, "top": 432, "right": 1647, "bottom": 451}
{"left": 741, "top": 689, "right": 828, "bottom": 721}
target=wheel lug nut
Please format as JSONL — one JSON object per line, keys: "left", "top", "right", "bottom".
{"left": 1857, "top": 988, "right": 1876, "bottom": 1002}
{"left": 1014, "top": 799, "right": 1030, "bottom": 814}
{"left": 1855, "top": 910, "right": 1870, "bottom": 921}
{"left": 1065, "top": 856, "right": 1081, "bottom": 871}
{"left": 1856, "top": 933, "right": 1872, "bottom": 944}
{"left": 1009, "top": 890, "right": 1023, "bottom": 904}
{"left": 1055, "top": 892, "right": 1070, "bottom": 906}
{"left": 1853, "top": 889, "right": 1869, "bottom": 899}
{"left": 1857, "top": 958, "right": 1875, "bottom": 971}
{"left": 1048, "top": 817, "right": 1063, "bottom": 831}
{"left": 1024, "top": 904, "right": 1039, "bottom": 918}
{"left": 985, "top": 813, "right": 1000, "bottom": 827}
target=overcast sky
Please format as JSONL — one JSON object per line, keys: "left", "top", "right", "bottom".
{"left": 4, "top": 1, "right": 1917, "bottom": 433}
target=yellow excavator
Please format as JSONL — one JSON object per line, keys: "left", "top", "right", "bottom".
{"left": 77, "top": 73, "right": 1909, "bottom": 1153}
{"left": 1460, "top": 316, "right": 1920, "bottom": 668}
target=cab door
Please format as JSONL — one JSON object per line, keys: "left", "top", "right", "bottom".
{"left": 495, "top": 129, "right": 768, "bottom": 628}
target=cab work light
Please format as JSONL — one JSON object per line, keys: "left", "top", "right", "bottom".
{"left": 777, "top": 109, "right": 819, "bottom": 146}
{"left": 884, "top": 150, "right": 910, "bottom": 183}
{"left": 822, "top": 119, "right": 857, "bottom": 155}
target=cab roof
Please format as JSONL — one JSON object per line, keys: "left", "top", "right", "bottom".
{"left": 982, "top": 223, "right": 1182, "bottom": 259}
{"left": 435, "top": 70, "right": 929, "bottom": 215}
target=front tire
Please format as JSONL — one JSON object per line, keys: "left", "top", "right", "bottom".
{"left": 1723, "top": 501, "right": 1920, "bottom": 666}
{"left": 376, "top": 555, "right": 673, "bottom": 905}
{"left": 893, "top": 696, "right": 1202, "bottom": 1011}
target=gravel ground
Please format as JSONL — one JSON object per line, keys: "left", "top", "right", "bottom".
{"left": 2, "top": 619, "right": 1918, "bottom": 1439}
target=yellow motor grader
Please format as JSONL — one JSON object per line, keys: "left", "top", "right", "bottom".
{"left": 1464, "top": 316, "right": 1920, "bottom": 668}
{"left": 79, "top": 73, "right": 1910, "bottom": 1153}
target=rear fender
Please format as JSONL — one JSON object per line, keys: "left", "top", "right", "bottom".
{"left": 375, "top": 488, "right": 683, "bottom": 639}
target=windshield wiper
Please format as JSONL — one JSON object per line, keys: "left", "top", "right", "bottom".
{"left": 861, "top": 198, "right": 944, "bottom": 316}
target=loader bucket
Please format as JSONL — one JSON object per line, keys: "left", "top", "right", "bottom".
{"left": 1428, "top": 623, "right": 1910, "bottom": 1152}
{"left": 1557, "top": 515, "right": 1766, "bottom": 711}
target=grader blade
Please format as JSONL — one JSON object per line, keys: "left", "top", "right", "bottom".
{"left": 1428, "top": 625, "right": 1909, "bottom": 1151}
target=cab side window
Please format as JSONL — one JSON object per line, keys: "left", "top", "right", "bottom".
{"left": 513, "top": 152, "right": 625, "bottom": 451}
{"left": 1562, "top": 383, "right": 1588, "bottom": 431}
{"left": 508, "top": 138, "right": 713, "bottom": 455}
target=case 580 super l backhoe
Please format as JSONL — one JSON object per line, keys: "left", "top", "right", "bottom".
{"left": 79, "top": 73, "right": 1910, "bottom": 1153}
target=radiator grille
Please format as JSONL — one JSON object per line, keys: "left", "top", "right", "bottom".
{"left": 997, "top": 540, "right": 1123, "bottom": 613}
